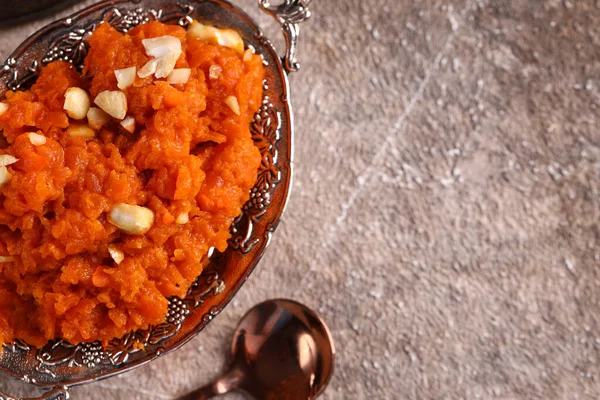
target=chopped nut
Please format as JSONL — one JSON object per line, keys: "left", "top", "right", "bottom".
{"left": 108, "top": 245, "right": 124, "bottom": 265}
{"left": 114, "top": 66, "right": 137, "bottom": 90}
{"left": 167, "top": 68, "right": 191, "bottom": 84}
{"left": 141, "top": 36, "right": 182, "bottom": 79}
{"left": 27, "top": 132, "right": 47, "bottom": 146}
{"left": 156, "top": 53, "right": 180, "bottom": 79}
{"left": 120, "top": 116, "right": 135, "bottom": 133}
{"left": 225, "top": 96, "right": 241, "bottom": 115}
{"left": 142, "top": 35, "right": 182, "bottom": 58}
{"left": 243, "top": 48, "right": 253, "bottom": 62}
{"left": 87, "top": 107, "right": 110, "bottom": 130}
{"left": 188, "top": 21, "right": 244, "bottom": 54}
{"left": 0, "top": 102, "right": 8, "bottom": 116}
{"left": 217, "top": 30, "right": 245, "bottom": 54}
{"left": 209, "top": 65, "right": 222, "bottom": 80}
{"left": 63, "top": 87, "right": 91, "bottom": 120}
{"left": 0, "top": 166, "right": 10, "bottom": 189}
{"left": 138, "top": 58, "right": 160, "bottom": 79}
{"left": 67, "top": 124, "right": 95, "bottom": 138}
{"left": 188, "top": 21, "right": 215, "bottom": 41}
{"left": 108, "top": 203, "right": 155, "bottom": 235}
{"left": 0, "top": 155, "right": 18, "bottom": 166}
{"left": 175, "top": 212, "right": 189, "bottom": 224}
{"left": 0, "top": 256, "right": 14, "bottom": 263}
{"left": 94, "top": 90, "right": 127, "bottom": 120}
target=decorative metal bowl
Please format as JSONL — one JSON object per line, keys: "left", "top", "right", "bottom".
{"left": 0, "top": 1, "right": 310, "bottom": 398}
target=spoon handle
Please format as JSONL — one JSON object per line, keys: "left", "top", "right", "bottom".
{"left": 178, "top": 368, "right": 245, "bottom": 400}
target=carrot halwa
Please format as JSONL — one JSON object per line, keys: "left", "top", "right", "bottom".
{"left": 0, "top": 20, "right": 264, "bottom": 346}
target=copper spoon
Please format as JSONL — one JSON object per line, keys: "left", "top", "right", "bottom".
{"left": 179, "top": 299, "right": 335, "bottom": 400}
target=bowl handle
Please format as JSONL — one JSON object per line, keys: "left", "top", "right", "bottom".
{"left": 258, "top": 0, "right": 312, "bottom": 73}
{"left": 0, "top": 387, "right": 69, "bottom": 400}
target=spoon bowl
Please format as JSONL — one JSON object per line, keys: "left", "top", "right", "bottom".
{"left": 181, "top": 299, "right": 335, "bottom": 399}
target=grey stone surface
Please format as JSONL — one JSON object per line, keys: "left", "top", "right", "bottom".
{"left": 1, "top": 0, "right": 600, "bottom": 399}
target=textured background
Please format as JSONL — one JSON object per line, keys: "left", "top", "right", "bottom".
{"left": 2, "top": 0, "right": 600, "bottom": 399}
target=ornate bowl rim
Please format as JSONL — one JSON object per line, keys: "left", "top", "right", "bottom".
{"left": 0, "top": 0, "right": 309, "bottom": 392}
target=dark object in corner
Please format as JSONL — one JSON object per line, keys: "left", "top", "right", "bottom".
{"left": 0, "top": 0, "right": 79, "bottom": 26}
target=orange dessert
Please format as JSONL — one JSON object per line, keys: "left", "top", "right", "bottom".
{"left": 0, "top": 20, "right": 264, "bottom": 346}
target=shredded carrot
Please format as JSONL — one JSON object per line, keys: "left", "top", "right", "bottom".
{"left": 0, "top": 21, "right": 263, "bottom": 346}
